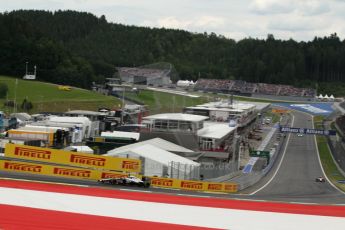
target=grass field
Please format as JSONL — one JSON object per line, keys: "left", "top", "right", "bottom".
{"left": 125, "top": 89, "right": 208, "bottom": 114}
{"left": 314, "top": 116, "right": 345, "bottom": 191}
{"left": 0, "top": 76, "right": 121, "bottom": 113}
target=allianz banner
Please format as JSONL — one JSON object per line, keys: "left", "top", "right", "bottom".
{"left": 4, "top": 143, "right": 141, "bottom": 173}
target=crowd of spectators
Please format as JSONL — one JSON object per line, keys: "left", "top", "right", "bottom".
{"left": 194, "top": 79, "right": 232, "bottom": 91}
{"left": 256, "top": 83, "right": 280, "bottom": 95}
{"left": 278, "top": 85, "right": 303, "bottom": 96}
{"left": 194, "top": 78, "right": 316, "bottom": 97}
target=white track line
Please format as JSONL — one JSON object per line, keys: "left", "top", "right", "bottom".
{"left": 120, "top": 188, "right": 152, "bottom": 193}
{"left": 0, "top": 177, "right": 89, "bottom": 187}
{"left": 249, "top": 114, "right": 295, "bottom": 195}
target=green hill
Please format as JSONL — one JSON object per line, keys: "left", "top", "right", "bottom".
{"left": 1, "top": 10, "right": 345, "bottom": 96}
{"left": 0, "top": 76, "right": 121, "bottom": 114}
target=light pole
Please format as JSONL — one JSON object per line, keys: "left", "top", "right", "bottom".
{"left": 25, "top": 62, "right": 28, "bottom": 76}
{"left": 14, "top": 79, "right": 18, "bottom": 113}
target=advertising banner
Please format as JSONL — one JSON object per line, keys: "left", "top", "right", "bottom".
{"left": 149, "top": 176, "right": 238, "bottom": 193}
{"left": 0, "top": 160, "right": 132, "bottom": 181}
{"left": 0, "top": 160, "right": 99, "bottom": 180}
{"left": 272, "top": 108, "right": 289, "bottom": 114}
{"left": 4, "top": 143, "right": 141, "bottom": 173}
{"left": 279, "top": 127, "right": 336, "bottom": 136}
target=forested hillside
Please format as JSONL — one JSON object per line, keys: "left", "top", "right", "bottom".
{"left": 0, "top": 10, "right": 345, "bottom": 95}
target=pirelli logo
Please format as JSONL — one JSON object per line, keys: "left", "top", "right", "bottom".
{"left": 14, "top": 147, "right": 51, "bottom": 160}
{"left": 122, "top": 161, "right": 139, "bottom": 170}
{"left": 4, "top": 162, "right": 42, "bottom": 173}
{"left": 53, "top": 167, "right": 91, "bottom": 178}
{"left": 180, "top": 181, "right": 203, "bottom": 190}
{"left": 70, "top": 154, "right": 106, "bottom": 167}
{"left": 151, "top": 178, "right": 173, "bottom": 187}
{"left": 207, "top": 183, "right": 222, "bottom": 191}
{"left": 101, "top": 172, "right": 126, "bottom": 179}
{"left": 224, "top": 184, "right": 237, "bottom": 191}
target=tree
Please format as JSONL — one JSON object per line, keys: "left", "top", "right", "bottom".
{"left": 0, "top": 83, "right": 8, "bottom": 98}
{"left": 21, "top": 98, "right": 33, "bottom": 111}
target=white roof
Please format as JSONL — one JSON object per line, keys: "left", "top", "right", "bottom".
{"left": 65, "top": 110, "right": 104, "bottom": 116}
{"left": 197, "top": 123, "right": 237, "bottom": 139}
{"left": 324, "top": 94, "right": 329, "bottom": 98}
{"left": 319, "top": 94, "right": 324, "bottom": 98}
{"left": 105, "top": 137, "right": 193, "bottom": 154}
{"left": 31, "top": 121, "right": 80, "bottom": 128}
{"left": 101, "top": 131, "right": 140, "bottom": 141}
{"left": 49, "top": 116, "right": 91, "bottom": 125}
{"left": 69, "top": 146, "right": 94, "bottom": 153}
{"left": 330, "top": 95, "right": 335, "bottom": 99}
{"left": 143, "top": 113, "right": 208, "bottom": 122}
{"left": 185, "top": 106, "right": 244, "bottom": 113}
{"left": 108, "top": 144, "right": 199, "bottom": 166}
{"left": 196, "top": 101, "right": 255, "bottom": 111}
{"left": 21, "top": 125, "right": 68, "bottom": 132}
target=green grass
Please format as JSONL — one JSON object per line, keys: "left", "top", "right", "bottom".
{"left": 314, "top": 116, "right": 345, "bottom": 191}
{"left": 125, "top": 89, "right": 208, "bottom": 114}
{"left": 0, "top": 76, "right": 121, "bottom": 113}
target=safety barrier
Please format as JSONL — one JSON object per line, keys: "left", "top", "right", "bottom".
{"left": 4, "top": 143, "right": 141, "bottom": 173}
{"left": 149, "top": 177, "right": 238, "bottom": 193}
{"left": 0, "top": 159, "right": 128, "bottom": 181}
{"left": 0, "top": 158, "right": 237, "bottom": 193}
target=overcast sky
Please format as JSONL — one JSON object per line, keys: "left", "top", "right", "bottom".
{"left": 1, "top": 0, "right": 345, "bottom": 41}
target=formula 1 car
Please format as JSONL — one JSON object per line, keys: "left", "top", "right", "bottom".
{"left": 98, "top": 175, "right": 150, "bottom": 188}
{"left": 315, "top": 177, "right": 326, "bottom": 182}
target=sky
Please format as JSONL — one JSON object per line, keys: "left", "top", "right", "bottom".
{"left": 1, "top": 0, "right": 345, "bottom": 41}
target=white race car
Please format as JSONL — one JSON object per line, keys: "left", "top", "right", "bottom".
{"left": 98, "top": 175, "right": 150, "bottom": 187}
{"left": 315, "top": 176, "right": 326, "bottom": 182}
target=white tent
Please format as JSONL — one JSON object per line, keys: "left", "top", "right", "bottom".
{"left": 108, "top": 144, "right": 199, "bottom": 178}
{"left": 318, "top": 94, "right": 324, "bottom": 99}
{"left": 177, "top": 80, "right": 195, "bottom": 87}
{"left": 105, "top": 137, "right": 193, "bottom": 154}
{"left": 330, "top": 95, "right": 335, "bottom": 100}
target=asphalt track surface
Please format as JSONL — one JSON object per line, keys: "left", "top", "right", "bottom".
{"left": 1, "top": 110, "right": 345, "bottom": 205}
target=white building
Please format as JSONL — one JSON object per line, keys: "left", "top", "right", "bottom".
{"left": 141, "top": 113, "right": 208, "bottom": 133}
{"left": 49, "top": 116, "right": 92, "bottom": 142}
{"left": 140, "top": 113, "right": 237, "bottom": 153}
{"left": 197, "top": 122, "right": 237, "bottom": 151}
{"left": 64, "top": 110, "right": 105, "bottom": 137}
{"left": 117, "top": 67, "right": 171, "bottom": 86}
{"left": 183, "top": 100, "right": 257, "bottom": 127}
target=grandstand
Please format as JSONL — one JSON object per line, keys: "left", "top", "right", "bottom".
{"left": 117, "top": 62, "right": 177, "bottom": 86}
{"left": 194, "top": 78, "right": 316, "bottom": 98}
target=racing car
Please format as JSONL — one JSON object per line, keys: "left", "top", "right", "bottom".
{"left": 98, "top": 175, "right": 150, "bottom": 187}
{"left": 315, "top": 176, "right": 326, "bottom": 182}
